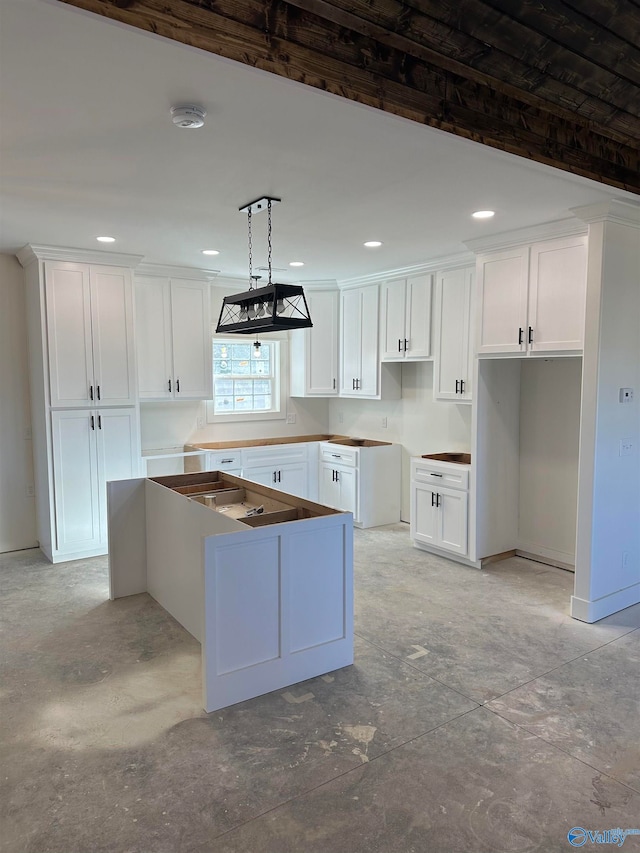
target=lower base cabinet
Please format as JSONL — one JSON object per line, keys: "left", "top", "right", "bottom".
{"left": 51, "top": 407, "right": 138, "bottom": 559}
{"left": 410, "top": 457, "right": 470, "bottom": 557}
{"left": 319, "top": 461, "right": 357, "bottom": 518}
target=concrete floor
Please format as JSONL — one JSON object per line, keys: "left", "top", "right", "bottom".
{"left": 2, "top": 523, "right": 639, "bottom": 853}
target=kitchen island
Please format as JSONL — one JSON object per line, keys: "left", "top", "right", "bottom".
{"left": 108, "top": 471, "right": 354, "bottom": 712}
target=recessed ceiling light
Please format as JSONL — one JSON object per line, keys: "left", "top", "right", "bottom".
{"left": 289, "top": 261, "right": 305, "bottom": 267}
{"left": 472, "top": 210, "right": 495, "bottom": 219}
{"left": 364, "top": 241, "right": 383, "bottom": 248}
{"left": 202, "top": 249, "right": 220, "bottom": 256}
{"left": 96, "top": 236, "right": 115, "bottom": 243}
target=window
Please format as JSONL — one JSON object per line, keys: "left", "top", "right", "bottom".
{"left": 207, "top": 339, "right": 284, "bottom": 421}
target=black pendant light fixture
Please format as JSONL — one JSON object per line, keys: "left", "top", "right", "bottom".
{"left": 216, "top": 196, "right": 313, "bottom": 335}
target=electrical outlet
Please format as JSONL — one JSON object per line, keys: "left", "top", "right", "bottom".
{"left": 619, "top": 438, "right": 633, "bottom": 457}
{"left": 286, "top": 413, "right": 296, "bottom": 424}
{"left": 26, "top": 485, "right": 35, "bottom": 497}
{"left": 381, "top": 416, "right": 388, "bottom": 428}
{"left": 622, "top": 552, "right": 629, "bottom": 570}
{"left": 619, "top": 387, "right": 634, "bottom": 403}
{"left": 197, "top": 416, "right": 204, "bottom": 430}
{"left": 338, "top": 411, "right": 344, "bottom": 424}
{"left": 24, "top": 426, "right": 32, "bottom": 440}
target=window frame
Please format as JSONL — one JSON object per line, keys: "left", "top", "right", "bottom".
{"left": 206, "top": 335, "right": 287, "bottom": 424}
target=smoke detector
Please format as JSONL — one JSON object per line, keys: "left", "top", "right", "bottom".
{"left": 170, "top": 104, "right": 206, "bottom": 129}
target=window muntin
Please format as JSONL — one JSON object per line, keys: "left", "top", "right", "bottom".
{"left": 212, "top": 341, "right": 276, "bottom": 415}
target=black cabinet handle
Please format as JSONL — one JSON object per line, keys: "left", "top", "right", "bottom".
{"left": 528, "top": 326, "right": 533, "bottom": 344}
{"left": 335, "top": 471, "right": 339, "bottom": 483}
{"left": 460, "top": 379, "right": 465, "bottom": 393}
{"left": 404, "top": 339, "right": 408, "bottom": 351}
{"left": 518, "top": 327, "right": 524, "bottom": 345}
{"left": 333, "top": 378, "right": 336, "bottom": 390}
{"left": 176, "top": 378, "right": 180, "bottom": 393}
{"left": 220, "top": 458, "right": 234, "bottom": 464}
{"left": 431, "top": 492, "right": 435, "bottom": 507}
{"left": 398, "top": 338, "right": 402, "bottom": 352}
{"left": 356, "top": 379, "right": 360, "bottom": 390}
{"left": 168, "top": 379, "right": 172, "bottom": 392}
{"left": 436, "top": 494, "right": 441, "bottom": 507}
{"left": 273, "top": 471, "right": 277, "bottom": 483}
{"left": 96, "top": 385, "right": 101, "bottom": 401}
{"left": 98, "top": 414, "right": 102, "bottom": 430}
{"left": 89, "top": 385, "right": 93, "bottom": 401}
{"left": 455, "top": 379, "right": 460, "bottom": 394}
{"left": 90, "top": 415, "right": 95, "bottom": 431}
{"left": 278, "top": 471, "right": 281, "bottom": 483}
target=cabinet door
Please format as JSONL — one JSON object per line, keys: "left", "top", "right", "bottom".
{"left": 336, "top": 465, "right": 357, "bottom": 518}
{"left": 434, "top": 268, "right": 473, "bottom": 401}
{"left": 95, "top": 407, "right": 139, "bottom": 542}
{"left": 51, "top": 409, "right": 101, "bottom": 554}
{"left": 340, "top": 288, "right": 362, "bottom": 393}
{"left": 171, "top": 279, "right": 212, "bottom": 399}
{"left": 410, "top": 483, "right": 438, "bottom": 547}
{"left": 135, "top": 276, "right": 173, "bottom": 400}
{"left": 476, "top": 247, "right": 529, "bottom": 355}
{"left": 319, "top": 463, "right": 341, "bottom": 509}
{"left": 306, "top": 290, "right": 339, "bottom": 395}
{"left": 45, "top": 262, "right": 94, "bottom": 407}
{"left": 359, "top": 285, "right": 379, "bottom": 396}
{"left": 405, "top": 273, "right": 432, "bottom": 359}
{"left": 90, "top": 267, "right": 136, "bottom": 406}
{"left": 278, "top": 462, "right": 308, "bottom": 499}
{"left": 528, "top": 236, "right": 587, "bottom": 353}
{"left": 438, "top": 487, "right": 468, "bottom": 556}
{"left": 381, "top": 280, "right": 407, "bottom": 360}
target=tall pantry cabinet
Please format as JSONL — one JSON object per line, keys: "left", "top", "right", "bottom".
{"left": 18, "top": 246, "right": 142, "bottom": 563}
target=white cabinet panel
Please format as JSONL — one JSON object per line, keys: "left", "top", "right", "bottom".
{"left": 171, "top": 279, "right": 212, "bottom": 399}
{"left": 438, "top": 487, "right": 468, "bottom": 555}
{"left": 381, "top": 274, "right": 432, "bottom": 361}
{"left": 411, "top": 483, "right": 438, "bottom": 547}
{"left": 319, "top": 463, "right": 357, "bottom": 518}
{"left": 135, "top": 276, "right": 212, "bottom": 401}
{"left": 90, "top": 267, "right": 136, "bottom": 406}
{"left": 51, "top": 409, "right": 101, "bottom": 553}
{"left": 528, "top": 236, "right": 587, "bottom": 352}
{"left": 476, "top": 247, "right": 529, "bottom": 355}
{"left": 46, "top": 262, "right": 135, "bottom": 407}
{"left": 434, "top": 267, "right": 473, "bottom": 402}
{"left": 359, "top": 285, "right": 379, "bottom": 396}
{"left": 290, "top": 290, "right": 339, "bottom": 396}
{"left": 340, "top": 288, "right": 362, "bottom": 394}
{"left": 97, "top": 408, "right": 139, "bottom": 541}
{"left": 410, "top": 457, "right": 470, "bottom": 557}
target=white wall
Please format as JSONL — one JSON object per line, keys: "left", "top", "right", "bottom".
{"left": 518, "top": 358, "right": 582, "bottom": 567}
{"left": 328, "top": 361, "right": 472, "bottom": 520}
{"left": 573, "top": 205, "right": 640, "bottom": 622}
{"left": 0, "top": 253, "right": 37, "bottom": 552}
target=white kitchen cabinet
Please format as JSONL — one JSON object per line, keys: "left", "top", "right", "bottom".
{"left": 381, "top": 274, "right": 432, "bottom": 361}
{"left": 340, "top": 285, "right": 401, "bottom": 400}
{"left": 433, "top": 266, "right": 474, "bottom": 402}
{"left": 135, "top": 275, "right": 212, "bottom": 400}
{"left": 51, "top": 407, "right": 138, "bottom": 558}
{"left": 241, "top": 444, "right": 309, "bottom": 499}
{"left": 45, "top": 261, "right": 136, "bottom": 407}
{"left": 290, "top": 289, "right": 339, "bottom": 396}
{"left": 476, "top": 236, "right": 587, "bottom": 356}
{"left": 318, "top": 441, "right": 400, "bottom": 527}
{"left": 410, "top": 457, "right": 470, "bottom": 558}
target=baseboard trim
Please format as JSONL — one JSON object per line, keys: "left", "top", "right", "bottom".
{"left": 516, "top": 549, "right": 574, "bottom": 573}
{"left": 571, "top": 583, "right": 640, "bottom": 623}
{"left": 481, "top": 549, "right": 516, "bottom": 567}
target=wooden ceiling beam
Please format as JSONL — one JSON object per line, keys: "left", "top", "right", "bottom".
{"left": 57, "top": 0, "right": 640, "bottom": 193}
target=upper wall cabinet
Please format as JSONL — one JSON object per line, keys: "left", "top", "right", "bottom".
{"left": 290, "top": 289, "right": 339, "bottom": 397}
{"left": 340, "top": 284, "right": 401, "bottom": 400}
{"left": 476, "top": 235, "right": 588, "bottom": 357}
{"left": 135, "top": 276, "right": 212, "bottom": 401}
{"left": 433, "top": 266, "right": 474, "bottom": 402}
{"left": 380, "top": 274, "right": 432, "bottom": 361}
{"left": 45, "top": 262, "right": 136, "bottom": 408}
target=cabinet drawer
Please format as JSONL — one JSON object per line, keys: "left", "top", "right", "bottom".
{"left": 412, "top": 459, "right": 469, "bottom": 491}
{"left": 242, "top": 443, "right": 308, "bottom": 468}
{"left": 206, "top": 451, "right": 242, "bottom": 470}
{"left": 319, "top": 444, "right": 358, "bottom": 467}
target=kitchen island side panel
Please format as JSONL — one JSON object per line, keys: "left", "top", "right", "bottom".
{"left": 202, "top": 514, "right": 353, "bottom": 713}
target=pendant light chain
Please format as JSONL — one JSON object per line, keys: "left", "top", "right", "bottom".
{"left": 247, "top": 207, "right": 253, "bottom": 289}
{"left": 267, "top": 198, "right": 273, "bottom": 286}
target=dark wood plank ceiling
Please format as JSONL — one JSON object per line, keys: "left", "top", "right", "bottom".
{"left": 58, "top": 0, "right": 640, "bottom": 193}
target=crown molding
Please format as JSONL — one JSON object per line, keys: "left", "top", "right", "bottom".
{"left": 463, "top": 217, "right": 588, "bottom": 255}
{"left": 135, "top": 263, "right": 219, "bottom": 281}
{"left": 338, "top": 250, "right": 475, "bottom": 288}
{"left": 569, "top": 199, "right": 640, "bottom": 228}
{"left": 16, "top": 244, "right": 145, "bottom": 268}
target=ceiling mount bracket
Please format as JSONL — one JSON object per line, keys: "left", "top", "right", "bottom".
{"left": 239, "top": 196, "right": 281, "bottom": 215}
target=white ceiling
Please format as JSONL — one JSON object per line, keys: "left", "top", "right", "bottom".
{"left": 0, "top": 0, "right": 635, "bottom": 283}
